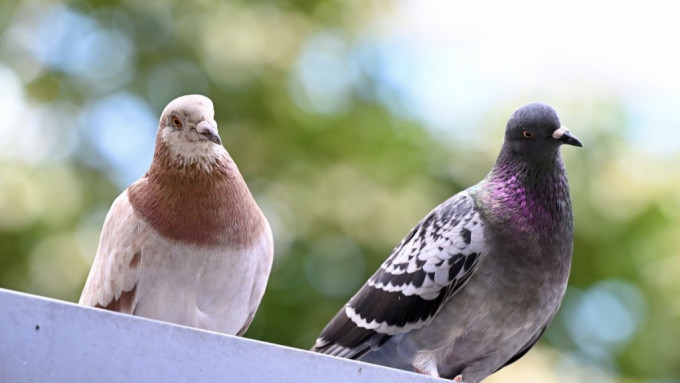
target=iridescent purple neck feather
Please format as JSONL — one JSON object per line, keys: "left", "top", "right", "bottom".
{"left": 474, "top": 143, "right": 573, "bottom": 241}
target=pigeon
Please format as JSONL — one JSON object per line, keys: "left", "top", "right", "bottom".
{"left": 312, "top": 102, "right": 581, "bottom": 382}
{"left": 79, "top": 94, "right": 273, "bottom": 336}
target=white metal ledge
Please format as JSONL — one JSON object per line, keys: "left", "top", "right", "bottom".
{"left": 0, "top": 288, "right": 441, "bottom": 383}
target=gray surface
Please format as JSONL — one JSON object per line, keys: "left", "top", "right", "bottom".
{"left": 0, "top": 288, "right": 441, "bottom": 383}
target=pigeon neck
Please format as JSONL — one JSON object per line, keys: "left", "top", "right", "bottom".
{"left": 480, "top": 146, "right": 572, "bottom": 235}
{"left": 128, "top": 142, "right": 265, "bottom": 248}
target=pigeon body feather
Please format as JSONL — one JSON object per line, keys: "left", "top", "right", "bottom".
{"left": 313, "top": 103, "right": 580, "bottom": 382}
{"left": 315, "top": 191, "right": 485, "bottom": 358}
{"left": 80, "top": 95, "right": 273, "bottom": 336}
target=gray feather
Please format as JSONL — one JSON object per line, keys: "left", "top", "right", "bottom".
{"left": 313, "top": 102, "right": 580, "bottom": 383}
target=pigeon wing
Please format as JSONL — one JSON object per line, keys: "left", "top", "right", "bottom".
{"left": 236, "top": 221, "right": 274, "bottom": 336}
{"left": 313, "top": 191, "right": 485, "bottom": 358}
{"left": 79, "top": 190, "right": 143, "bottom": 313}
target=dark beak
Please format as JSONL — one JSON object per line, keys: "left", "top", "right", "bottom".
{"left": 553, "top": 126, "right": 583, "bottom": 147}
{"left": 196, "top": 120, "right": 222, "bottom": 145}
{"left": 559, "top": 130, "right": 583, "bottom": 147}
{"left": 201, "top": 131, "right": 222, "bottom": 145}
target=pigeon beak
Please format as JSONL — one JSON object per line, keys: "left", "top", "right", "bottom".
{"left": 552, "top": 126, "right": 583, "bottom": 147}
{"left": 196, "top": 120, "right": 222, "bottom": 145}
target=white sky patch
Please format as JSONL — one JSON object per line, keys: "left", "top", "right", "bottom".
{"left": 20, "top": 5, "right": 135, "bottom": 92}
{"left": 0, "top": 64, "right": 27, "bottom": 148}
{"left": 365, "top": 0, "right": 680, "bottom": 154}
{"left": 385, "top": 0, "right": 680, "bottom": 91}
{"left": 79, "top": 93, "right": 157, "bottom": 188}
{"left": 0, "top": 64, "right": 79, "bottom": 164}
{"left": 290, "top": 31, "right": 359, "bottom": 116}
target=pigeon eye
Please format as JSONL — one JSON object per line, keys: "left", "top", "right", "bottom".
{"left": 522, "top": 130, "right": 534, "bottom": 139}
{"left": 172, "top": 117, "right": 182, "bottom": 129}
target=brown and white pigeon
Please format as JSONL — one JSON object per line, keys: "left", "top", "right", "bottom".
{"left": 79, "top": 95, "right": 273, "bottom": 336}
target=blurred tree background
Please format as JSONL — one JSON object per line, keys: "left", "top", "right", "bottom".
{"left": 1, "top": 0, "right": 679, "bottom": 382}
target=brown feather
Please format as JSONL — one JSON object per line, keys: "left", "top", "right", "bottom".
{"left": 127, "top": 140, "right": 265, "bottom": 248}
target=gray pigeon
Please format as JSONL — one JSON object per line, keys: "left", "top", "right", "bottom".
{"left": 80, "top": 95, "right": 273, "bottom": 336}
{"left": 312, "top": 102, "right": 581, "bottom": 382}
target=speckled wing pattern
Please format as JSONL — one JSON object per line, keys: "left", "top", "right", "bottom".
{"left": 313, "top": 191, "right": 485, "bottom": 358}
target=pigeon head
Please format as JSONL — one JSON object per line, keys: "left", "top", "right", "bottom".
{"left": 502, "top": 102, "right": 582, "bottom": 161}
{"left": 156, "top": 94, "right": 224, "bottom": 169}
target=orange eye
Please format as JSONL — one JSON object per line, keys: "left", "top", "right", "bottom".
{"left": 522, "top": 130, "right": 534, "bottom": 139}
{"left": 172, "top": 117, "right": 182, "bottom": 129}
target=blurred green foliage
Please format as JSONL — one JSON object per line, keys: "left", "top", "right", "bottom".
{"left": 1, "top": 1, "right": 679, "bottom": 382}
